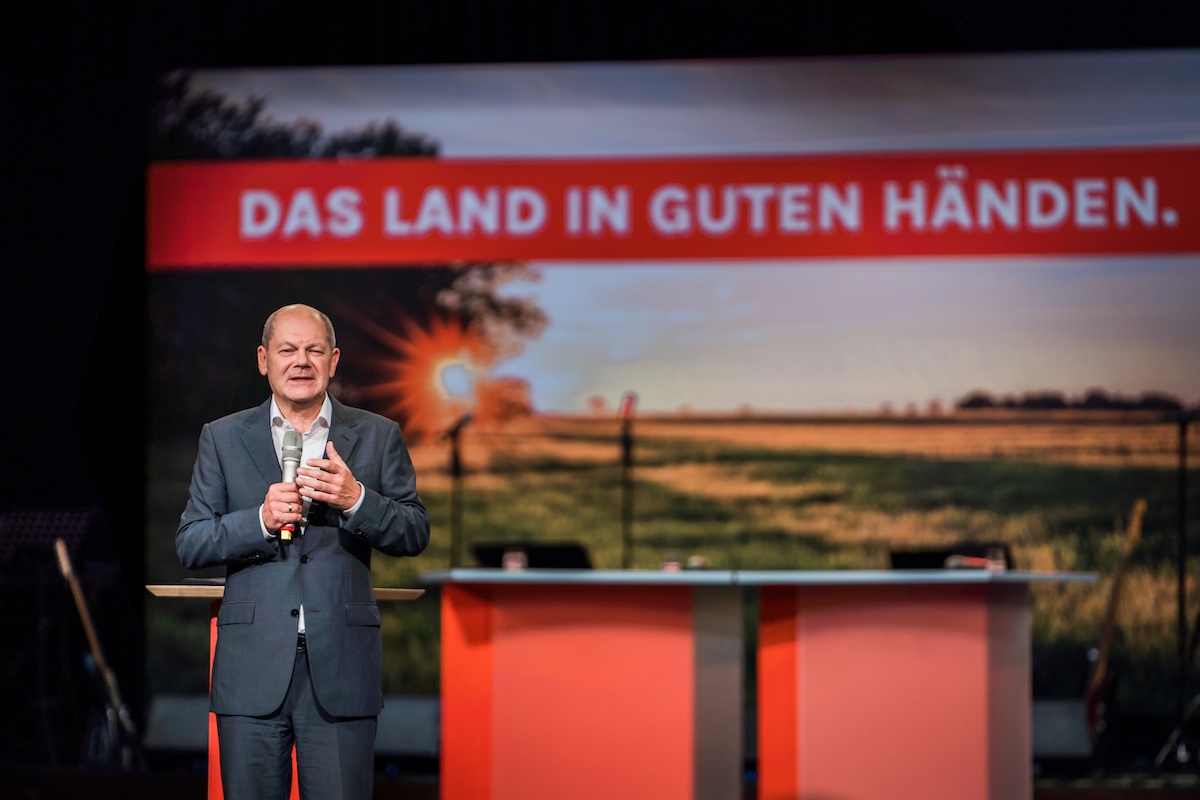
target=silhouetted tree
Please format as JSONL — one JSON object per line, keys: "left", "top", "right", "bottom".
{"left": 1081, "top": 388, "right": 1113, "bottom": 409}
{"left": 435, "top": 264, "right": 548, "bottom": 358}
{"left": 954, "top": 387, "right": 1184, "bottom": 413}
{"left": 1135, "top": 391, "right": 1183, "bottom": 412}
{"left": 150, "top": 72, "right": 438, "bottom": 160}
{"left": 1020, "top": 391, "right": 1067, "bottom": 410}
{"left": 956, "top": 390, "right": 996, "bottom": 409}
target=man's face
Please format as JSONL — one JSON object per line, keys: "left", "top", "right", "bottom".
{"left": 257, "top": 310, "right": 340, "bottom": 409}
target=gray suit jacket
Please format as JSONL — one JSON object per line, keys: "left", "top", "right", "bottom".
{"left": 176, "top": 396, "right": 429, "bottom": 718}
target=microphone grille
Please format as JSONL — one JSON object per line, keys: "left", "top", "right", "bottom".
{"left": 282, "top": 430, "right": 303, "bottom": 457}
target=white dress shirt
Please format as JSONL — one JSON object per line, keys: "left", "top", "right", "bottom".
{"left": 258, "top": 394, "right": 365, "bottom": 633}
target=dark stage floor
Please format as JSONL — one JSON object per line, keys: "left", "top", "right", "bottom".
{"left": 4, "top": 766, "right": 1199, "bottom": 800}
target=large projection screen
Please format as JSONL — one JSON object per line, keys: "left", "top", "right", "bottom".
{"left": 145, "top": 52, "right": 1200, "bottom": 715}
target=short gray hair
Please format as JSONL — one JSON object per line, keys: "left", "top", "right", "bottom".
{"left": 261, "top": 304, "right": 337, "bottom": 350}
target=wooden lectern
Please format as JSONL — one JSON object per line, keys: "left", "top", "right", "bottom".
{"left": 147, "top": 584, "right": 423, "bottom": 800}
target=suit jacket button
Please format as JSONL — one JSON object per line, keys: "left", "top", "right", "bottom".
{"left": 300, "top": 555, "right": 310, "bottom": 564}
{"left": 290, "top": 608, "right": 299, "bottom": 617}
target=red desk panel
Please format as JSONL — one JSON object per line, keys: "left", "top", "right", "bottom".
{"left": 439, "top": 576, "right": 743, "bottom": 800}
{"left": 431, "top": 569, "right": 1090, "bottom": 800}
{"left": 759, "top": 582, "right": 1031, "bottom": 800}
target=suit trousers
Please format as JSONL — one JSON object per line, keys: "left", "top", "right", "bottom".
{"left": 216, "top": 643, "right": 377, "bottom": 800}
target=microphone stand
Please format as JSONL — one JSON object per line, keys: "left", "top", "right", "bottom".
{"left": 442, "top": 412, "right": 473, "bottom": 568}
{"left": 619, "top": 392, "right": 637, "bottom": 570}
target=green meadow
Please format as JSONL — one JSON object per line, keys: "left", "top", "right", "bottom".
{"left": 148, "top": 415, "right": 1198, "bottom": 716}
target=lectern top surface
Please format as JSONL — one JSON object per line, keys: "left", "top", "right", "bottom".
{"left": 422, "top": 569, "right": 736, "bottom": 586}
{"left": 146, "top": 585, "right": 425, "bottom": 600}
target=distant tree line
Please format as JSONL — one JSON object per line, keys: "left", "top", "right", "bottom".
{"left": 955, "top": 388, "right": 1185, "bottom": 412}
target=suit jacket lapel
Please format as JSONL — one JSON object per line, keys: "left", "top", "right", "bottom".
{"left": 297, "top": 398, "right": 361, "bottom": 551}
{"left": 241, "top": 398, "right": 281, "bottom": 487}
{"left": 329, "top": 397, "right": 362, "bottom": 467}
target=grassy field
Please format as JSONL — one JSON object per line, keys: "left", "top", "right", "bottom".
{"left": 147, "top": 412, "right": 1199, "bottom": 714}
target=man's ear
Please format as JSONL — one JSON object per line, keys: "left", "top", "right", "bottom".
{"left": 330, "top": 348, "right": 340, "bottom": 377}
{"left": 257, "top": 346, "right": 268, "bottom": 376}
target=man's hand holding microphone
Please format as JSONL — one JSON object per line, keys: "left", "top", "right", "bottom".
{"left": 262, "top": 430, "right": 304, "bottom": 540}
{"left": 261, "top": 433, "right": 363, "bottom": 539}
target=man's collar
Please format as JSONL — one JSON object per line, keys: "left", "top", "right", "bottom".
{"left": 270, "top": 394, "right": 333, "bottom": 432}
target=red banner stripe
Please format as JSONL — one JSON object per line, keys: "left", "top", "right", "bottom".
{"left": 146, "top": 148, "right": 1200, "bottom": 269}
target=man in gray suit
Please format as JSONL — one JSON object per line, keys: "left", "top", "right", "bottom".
{"left": 177, "top": 304, "right": 429, "bottom": 800}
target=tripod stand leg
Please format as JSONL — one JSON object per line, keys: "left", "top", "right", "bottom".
{"left": 1154, "top": 692, "right": 1200, "bottom": 769}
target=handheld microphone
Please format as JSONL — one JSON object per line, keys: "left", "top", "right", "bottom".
{"left": 279, "top": 430, "right": 303, "bottom": 542}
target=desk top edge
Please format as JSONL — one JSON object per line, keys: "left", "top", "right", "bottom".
{"left": 421, "top": 568, "right": 1096, "bottom": 586}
